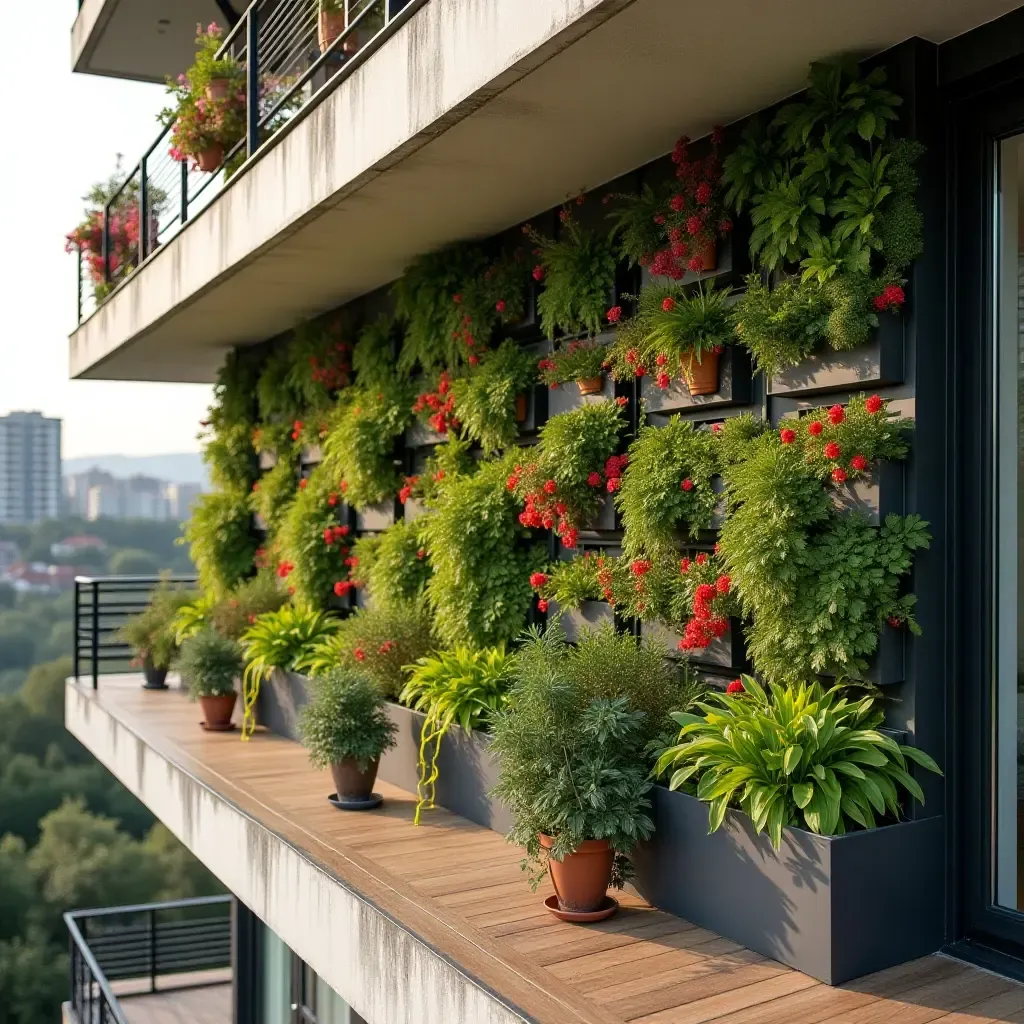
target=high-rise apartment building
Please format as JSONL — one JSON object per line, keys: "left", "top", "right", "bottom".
{"left": 0, "top": 411, "right": 61, "bottom": 524}
{"left": 60, "top": 1, "right": 1024, "bottom": 1021}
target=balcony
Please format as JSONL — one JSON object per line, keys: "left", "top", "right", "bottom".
{"left": 64, "top": 895, "right": 232, "bottom": 1024}
{"left": 67, "top": 0, "right": 1017, "bottom": 384}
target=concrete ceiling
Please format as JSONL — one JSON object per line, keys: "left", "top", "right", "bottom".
{"left": 72, "top": 0, "right": 228, "bottom": 83}
{"left": 71, "top": 0, "right": 1023, "bottom": 382}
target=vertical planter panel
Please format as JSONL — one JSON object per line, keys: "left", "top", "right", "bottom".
{"left": 642, "top": 346, "right": 752, "bottom": 413}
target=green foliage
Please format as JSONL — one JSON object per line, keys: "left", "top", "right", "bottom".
{"left": 178, "top": 629, "right": 243, "bottom": 699}
{"left": 400, "top": 647, "right": 516, "bottom": 822}
{"left": 529, "top": 206, "right": 618, "bottom": 339}
{"left": 351, "top": 315, "right": 398, "bottom": 388}
{"left": 323, "top": 381, "right": 414, "bottom": 510}
{"left": 655, "top": 677, "right": 941, "bottom": 849}
{"left": 538, "top": 554, "right": 603, "bottom": 608}
{"left": 295, "top": 600, "right": 435, "bottom": 697}
{"left": 361, "top": 520, "right": 431, "bottom": 608}
{"left": 204, "top": 351, "right": 258, "bottom": 491}
{"left": 250, "top": 456, "right": 298, "bottom": 537}
{"left": 298, "top": 668, "right": 397, "bottom": 771}
{"left": 208, "top": 571, "right": 287, "bottom": 641}
{"left": 420, "top": 457, "right": 544, "bottom": 649}
{"left": 537, "top": 338, "right": 609, "bottom": 388}
{"left": 877, "top": 139, "right": 926, "bottom": 281}
{"left": 185, "top": 489, "right": 257, "bottom": 597}
{"left": 118, "top": 580, "right": 196, "bottom": 670}
{"left": 107, "top": 548, "right": 162, "bottom": 576}
{"left": 256, "top": 345, "right": 307, "bottom": 426}
{"left": 617, "top": 417, "right": 719, "bottom": 554}
{"left": 241, "top": 605, "right": 339, "bottom": 688}
{"left": 490, "top": 627, "right": 654, "bottom": 882}
{"left": 450, "top": 341, "right": 537, "bottom": 454}
{"left": 606, "top": 182, "right": 671, "bottom": 268}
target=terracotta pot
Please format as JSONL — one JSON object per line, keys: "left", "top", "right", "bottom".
{"left": 681, "top": 349, "right": 720, "bottom": 396}
{"left": 205, "top": 78, "right": 231, "bottom": 102}
{"left": 514, "top": 393, "right": 528, "bottom": 423}
{"left": 196, "top": 143, "right": 224, "bottom": 174}
{"left": 539, "top": 834, "right": 613, "bottom": 913}
{"left": 330, "top": 758, "right": 379, "bottom": 800}
{"left": 697, "top": 239, "right": 717, "bottom": 272}
{"left": 576, "top": 376, "right": 604, "bottom": 396}
{"left": 199, "top": 693, "right": 237, "bottom": 731}
{"left": 318, "top": 10, "right": 348, "bottom": 53}
{"left": 142, "top": 661, "right": 168, "bottom": 690}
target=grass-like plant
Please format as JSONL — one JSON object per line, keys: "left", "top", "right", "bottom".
{"left": 298, "top": 668, "right": 397, "bottom": 771}
{"left": 400, "top": 647, "right": 516, "bottom": 823}
{"left": 616, "top": 417, "right": 719, "bottom": 556}
{"left": 178, "top": 629, "right": 244, "bottom": 700}
{"left": 655, "top": 676, "right": 941, "bottom": 849}
{"left": 240, "top": 606, "right": 339, "bottom": 737}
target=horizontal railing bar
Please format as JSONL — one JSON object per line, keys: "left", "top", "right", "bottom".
{"left": 69, "top": 895, "right": 232, "bottom": 921}
{"left": 75, "top": 575, "right": 198, "bottom": 584}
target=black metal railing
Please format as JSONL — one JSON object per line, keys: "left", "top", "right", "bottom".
{"left": 76, "top": 0, "right": 417, "bottom": 324}
{"left": 74, "top": 575, "right": 198, "bottom": 689}
{"left": 67, "top": 895, "right": 232, "bottom": 1023}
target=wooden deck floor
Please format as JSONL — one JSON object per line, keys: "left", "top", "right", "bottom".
{"left": 75, "top": 677, "right": 1024, "bottom": 1024}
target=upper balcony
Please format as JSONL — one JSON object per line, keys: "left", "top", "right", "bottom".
{"left": 67, "top": 0, "right": 1019, "bottom": 384}
{"left": 72, "top": 0, "right": 237, "bottom": 83}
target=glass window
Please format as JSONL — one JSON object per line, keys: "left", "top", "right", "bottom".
{"left": 261, "top": 926, "right": 292, "bottom": 1024}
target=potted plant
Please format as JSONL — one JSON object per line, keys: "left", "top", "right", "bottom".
{"left": 298, "top": 667, "right": 397, "bottom": 808}
{"left": 537, "top": 338, "right": 609, "bottom": 395}
{"left": 491, "top": 627, "right": 655, "bottom": 920}
{"left": 317, "top": 0, "right": 348, "bottom": 53}
{"left": 178, "top": 628, "right": 244, "bottom": 731}
{"left": 119, "top": 581, "right": 196, "bottom": 689}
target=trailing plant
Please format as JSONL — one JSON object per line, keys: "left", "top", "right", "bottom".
{"left": 295, "top": 600, "right": 435, "bottom": 697}
{"left": 249, "top": 456, "right": 298, "bottom": 537}
{"left": 536, "top": 338, "right": 609, "bottom": 389}
{"left": 240, "top": 606, "right": 339, "bottom": 737}
{"left": 186, "top": 489, "right": 258, "bottom": 597}
{"left": 359, "top": 520, "right": 431, "bottom": 607}
{"left": 491, "top": 626, "right": 655, "bottom": 886}
{"left": 528, "top": 554, "right": 603, "bottom": 613}
{"left": 277, "top": 462, "right": 352, "bottom": 609}
{"left": 202, "top": 352, "right": 259, "bottom": 492}
{"left": 527, "top": 202, "right": 618, "bottom": 338}
{"left": 450, "top": 340, "right": 538, "bottom": 454}
{"left": 178, "top": 629, "right": 244, "bottom": 700}
{"left": 408, "top": 437, "right": 476, "bottom": 509}
{"left": 286, "top": 317, "right": 353, "bottom": 415}
{"left": 419, "top": 456, "right": 544, "bottom": 649}
{"left": 616, "top": 416, "right": 719, "bottom": 554}
{"left": 298, "top": 667, "right": 397, "bottom": 771}
{"left": 654, "top": 676, "right": 941, "bottom": 849}
{"left": 400, "top": 647, "right": 516, "bottom": 823}
{"left": 718, "top": 394, "right": 929, "bottom": 681}
{"left": 352, "top": 315, "right": 399, "bottom": 388}
{"left": 510, "top": 398, "right": 627, "bottom": 548}
{"left": 118, "top": 581, "right": 196, "bottom": 671}
{"left": 394, "top": 244, "right": 529, "bottom": 375}
{"left": 605, "top": 182, "right": 672, "bottom": 270}
{"left": 323, "top": 380, "right": 415, "bottom": 509}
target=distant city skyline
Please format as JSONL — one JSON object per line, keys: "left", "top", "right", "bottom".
{"left": 0, "top": 5, "right": 213, "bottom": 459}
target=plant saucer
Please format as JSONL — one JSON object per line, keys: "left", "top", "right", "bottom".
{"left": 543, "top": 894, "right": 618, "bottom": 923}
{"left": 328, "top": 792, "right": 383, "bottom": 811}
{"left": 200, "top": 721, "right": 237, "bottom": 732}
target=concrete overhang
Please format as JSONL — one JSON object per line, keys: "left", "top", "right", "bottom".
{"left": 72, "top": 0, "right": 228, "bottom": 83}
{"left": 69, "top": 0, "right": 1021, "bottom": 383}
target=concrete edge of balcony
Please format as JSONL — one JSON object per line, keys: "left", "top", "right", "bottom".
{"left": 64, "top": 676, "right": 621, "bottom": 1024}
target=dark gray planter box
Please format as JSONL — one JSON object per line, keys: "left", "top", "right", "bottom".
{"left": 548, "top": 598, "right": 615, "bottom": 641}
{"left": 631, "top": 787, "right": 944, "bottom": 985}
{"left": 356, "top": 500, "right": 397, "bottom": 532}
{"left": 377, "top": 701, "right": 511, "bottom": 834}
{"left": 641, "top": 616, "right": 745, "bottom": 671}
{"left": 643, "top": 346, "right": 752, "bottom": 413}
{"left": 768, "top": 314, "right": 904, "bottom": 398}
{"left": 255, "top": 669, "right": 310, "bottom": 740}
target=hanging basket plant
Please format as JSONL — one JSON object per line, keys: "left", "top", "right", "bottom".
{"left": 537, "top": 338, "right": 609, "bottom": 395}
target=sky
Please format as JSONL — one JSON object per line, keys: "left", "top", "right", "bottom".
{"left": 0, "top": 4, "right": 213, "bottom": 460}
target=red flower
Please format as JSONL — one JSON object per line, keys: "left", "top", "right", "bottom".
{"left": 851, "top": 454, "right": 868, "bottom": 471}
{"left": 670, "top": 193, "right": 686, "bottom": 213}
{"left": 353, "top": 647, "right": 366, "bottom": 662}
{"left": 333, "top": 581, "right": 352, "bottom": 597}
{"left": 252, "top": 481, "right": 260, "bottom": 492}
{"left": 823, "top": 441, "right": 841, "bottom": 460}
{"left": 625, "top": 348, "right": 639, "bottom": 365}
{"left": 452, "top": 293, "right": 462, "bottom": 304}
{"left": 635, "top": 365, "right": 647, "bottom": 378}
{"left": 661, "top": 296, "right": 676, "bottom": 312}
{"left": 831, "top": 467, "right": 848, "bottom": 483}
{"left": 807, "top": 420, "right": 823, "bottom": 437}
{"left": 657, "top": 372, "right": 671, "bottom": 389}
{"left": 543, "top": 479, "right": 557, "bottom": 495}
{"left": 537, "top": 599, "right": 549, "bottom": 613}
{"left": 681, "top": 478, "right": 694, "bottom": 492}
{"left": 680, "top": 557, "right": 691, "bottom": 574}
{"left": 530, "top": 572, "right": 549, "bottom": 589}
{"left": 468, "top": 354, "right": 480, "bottom": 365}
{"left": 655, "top": 353, "right": 667, "bottom": 367}
{"left": 607, "top": 305, "right": 623, "bottom": 323}
{"left": 686, "top": 215, "right": 703, "bottom": 237}
{"left": 726, "top": 679, "right": 744, "bottom": 694}
{"left": 587, "top": 471, "right": 602, "bottom": 487}
{"left": 416, "top": 548, "right": 426, "bottom": 560}
{"left": 888, "top": 616, "right": 903, "bottom": 628}
{"left": 695, "top": 552, "right": 708, "bottom": 566}
{"left": 299, "top": 479, "right": 308, "bottom": 490}
{"left": 828, "top": 404, "right": 845, "bottom": 425}
{"left": 328, "top": 493, "right": 338, "bottom": 507}
{"left": 711, "top": 423, "right": 722, "bottom": 433}
{"left": 495, "top": 300, "right": 506, "bottom": 313}
{"left": 779, "top": 428, "right": 796, "bottom": 444}
{"left": 606, "top": 478, "right": 620, "bottom": 493}
{"left": 687, "top": 255, "right": 704, "bottom": 273}
{"left": 695, "top": 182, "right": 712, "bottom": 205}
{"left": 506, "top": 474, "right": 520, "bottom": 491}
{"left": 561, "top": 528, "right": 578, "bottom": 548}
{"left": 630, "top": 559, "right": 652, "bottom": 576}
{"left": 715, "top": 574, "right": 731, "bottom": 594}
{"left": 323, "top": 528, "right": 334, "bottom": 544}
{"left": 616, "top": 397, "right": 629, "bottom": 407}
{"left": 865, "top": 395, "right": 883, "bottom": 414}
{"left": 532, "top": 264, "right": 545, "bottom": 281}
{"left": 709, "top": 617, "right": 729, "bottom": 638}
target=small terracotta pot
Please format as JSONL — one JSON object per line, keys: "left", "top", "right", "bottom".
{"left": 330, "top": 758, "right": 379, "bottom": 800}
{"left": 576, "top": 376, "right": 604, "bottom": 396}
{"left": 681, "top": 349, "right": 720, "bottom": 396}
{"left": 697, "top": 239, "right": 717, "bottom": 272}
{"left": 539, "top": 834, "right": 613, "bottom": 913}
{"left": 318, "top": 10, "right": 348, "bottom": 52}
{"left": 205, "top": 78, "right": 231, "bottom": 102}
{"left": 199, "top": 693, "right": 237, "bottom": 731}
{"left": 196, "top": 143, "right": 224, "bottom": 174}
{"left": 514, "top": 394, "right": 528, "bottom": 423}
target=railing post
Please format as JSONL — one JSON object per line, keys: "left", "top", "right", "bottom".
{"left": 139, "top": 156, "right": 149, "bottom": 262}
{"left": 102, "top": 201, "right": 111, "bottom": 285}
{"left": 247, "top": 8, "right": 260, "bottom": 158}
{"left": 149, "top": 907, "right": 157, "bottom": 994}
{"left": 180, "top": 159, "right": 189, "bottom": 226}
{"left": 91, "top": 581, "right": 100, "bottom": 690}
{"left": 73, "top": 579, "right": 80, "bottom": 682}
{"left": 76, "top": 247, "right": 83, "bottom": 324}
